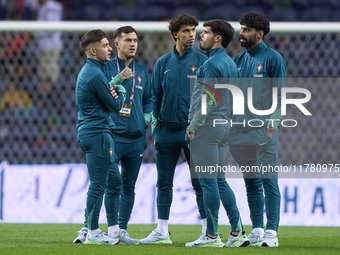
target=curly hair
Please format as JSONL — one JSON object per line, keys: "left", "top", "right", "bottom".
{"left": 239, "top": 12, "right": 270, "bottom": 36}
{"left": 168, "top": 13, "right": 198, "bottom": 41}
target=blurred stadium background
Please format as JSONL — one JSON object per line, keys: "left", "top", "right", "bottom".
{"left": 0, "top": 0, "right": 339, "bottom": 166}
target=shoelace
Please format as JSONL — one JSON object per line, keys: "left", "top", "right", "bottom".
{"left": 249, "top": 233, "right": 261, "bottom": 242}
{"left": 96, "top": 231, "right": 105, "bottom": 237}
{"left": 121, "top": 232, "right": 130, "bottom": 237}
{"left": 151, "top": 230, "right": 170, "bottom": 238}
{"left": 152, "top": 230, "right": 163, "bottom": 236}
{"left": 264, "top": 233, "right": 275, "bottom": 238}
{"left": 77, "top": 230, "right": 87, "bottom": 236}
{"left": 197, "top": 234, "right": 207, "bottom": 241}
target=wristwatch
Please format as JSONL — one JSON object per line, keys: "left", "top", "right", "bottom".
{"left": 267, "top": 125, "right": 275, "bottom": 132}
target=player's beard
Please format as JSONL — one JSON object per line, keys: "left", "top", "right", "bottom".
{"left": 199, "top": 39, "right": 213, "bottom": 51}
{"left": 240, "top": 34, "right": 257, "bottom": 49}
{"left": 199, "top": 42, "right": 207, "bottom": 51}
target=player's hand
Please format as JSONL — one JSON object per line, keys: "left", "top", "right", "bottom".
{"left": 266, "top": 128, "right": 275, "bottom": 138}
{"left": 110, "top": 86, "right": 118, "bottom": 99}
{"left": 187, "top": 133, "right": 195, "bottom": 140}
{"left": 118, "top": 67, "right": 133, "bottom": 80}
{"left": 151, "top": 117, "right": 158, "bottom": 134}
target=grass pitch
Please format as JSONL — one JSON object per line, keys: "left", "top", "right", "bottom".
{"left": 1, "top": 224, "right": 339, "bottom": 255}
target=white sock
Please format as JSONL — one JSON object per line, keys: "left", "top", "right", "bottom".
{"left": 265, "top": 229, "right": 277, "bottom": 236}
{"left": 201, "top": 218, "right": 207, "bottom": 235}
{"left": 156, "top": 219, "right": 169, "bottom": 236}
{"left": 108, "top": 224, "right": 120, "bottom": 237}
{"left": 88, "top": 228, "right": 100, "bottom": 238}
{"left": 252, "top": 228, "right": 264, "bottom": 236}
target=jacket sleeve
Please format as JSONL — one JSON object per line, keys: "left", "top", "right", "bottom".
{"left": 188, "top": 64, "right": 219, "bottom": 133}
{"left": 92, "top": 74, "right": 124, "bottom": 112}
{"left": 143, "top": 68, "right": 153, "bottom": 114}
{"left": 152, "top": 60, "right": 163, "bottom": 120}
{"left": 268, "top": 54, "right": 287, "bottom": 128}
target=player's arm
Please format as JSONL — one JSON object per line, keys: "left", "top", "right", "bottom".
{"left": 267, "top": 55, "right": 287, "bottom": 132}
{"left": 142, "top": 69, "right": 153, "bottom": 126}
{"left": 187, "top": 66, "right": 218, "bottom": 138}
{"left": 187, "top": 97, "right": 214, "bottom": 138}
{"left": 103, "top": 61, "right": 130, "bottom": 104}
{"left": 151, "top": 60, "right": 163, "bottom": 133}
{"left": 108, "top": 66, "right": 133, "bottom": 104}
{"left": 92, "top": 74, "right": 125, "bottom": 112}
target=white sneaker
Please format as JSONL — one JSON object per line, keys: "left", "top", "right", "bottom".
{"left": 185, "top": 234, "right": 224, "bottom": 247}
{"left": 119, "top": 229, "right": 140, "bottom": 245}
{"left": 140, "top": 229, "right": 172, "bottom": 244}
{"left": 261, "top": 232, "right": 279, "bottom": 247}
{"left": 73, "top": 227, "right": 88, "bottom": 243}
{"left": 224, "top": 231, "right": 250, "bottom": 247}
{"left": 84, "top": 230, "right": 119, "bottom": 245}
{"left": 248, "top": 232, "right": 263, "bottom": 246}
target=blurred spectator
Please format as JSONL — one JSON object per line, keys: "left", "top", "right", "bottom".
{"left": 3, "top": 32, "right": 33, "bottom": 58}
{"left": 0, "top": 78, "right": 33, "bottom": 111}
{"left": 33, "top": 0, "right": 63, "bottom": 92}
{"left": 1, "top": 0, "right": 35, "bottom": 20}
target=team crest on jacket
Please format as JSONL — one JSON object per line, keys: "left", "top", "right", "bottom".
{"left": 137, "top": 75, "right": 142, "bottom": 84}
{"left": 190, "top": 65, "right": 197, "bottom": 73}
{"left": 257, "top": 64, "right": 263, "bottom": 72}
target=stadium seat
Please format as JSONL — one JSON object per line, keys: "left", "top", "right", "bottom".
{"left": 300, "top": 7, "right": 332, "bottom": 21}
{"left": 242, "top": 6, "right": 268, "bottom": 16}
{"left": 135, "top": 6, "right": 171, "bottom": 21}
{"left": 202, "top": 5, "right": 245, "bottom": 21}
{"left": 83, "top": 5, "right": 106, "bottom": 21}
{"left": 181, "top": 0, "right": 211, "bottom": 8}
{"left": 75, "top": 0, "right": 118, "bottom": 7}
{"left": 292, "top": 0, "right": 309, "bottom": 10}
{"left": 220, "top": 0, "right": 246, "bottom": 7}
{"left": 104, "top": 6, "right": 136, "bottom": 21}
{"left": 171, "top": 7, "right": 201, "bottom": 21}
{"left": 267, "top": 8, "right": 298, "bottom": 21}
{"left": 311, "top": 0, "right": 340, "bottom": 8}
{"left": 145, "top": 0, "right": 180, "bottom": 8}
{"left": 248, "top": 0, "right": 275, "bottom": 9}
{"left": 330, "top": 8, "right": 340, "bottom": 21}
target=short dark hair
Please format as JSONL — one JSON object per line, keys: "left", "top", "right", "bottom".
{"left": 168, "top": 13, "right": 198, "bottom": 41}
{"left": 239, "top": 12, "right": 270, "bottom": 36}
{"left": 80, "top": 29, "right": 107, "bottom": 51}
{"left": 203, "top": 19, "right": 234, "bottom": 48}
{"left": 113, "top": 26, "right": 138, "bottom": 41}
